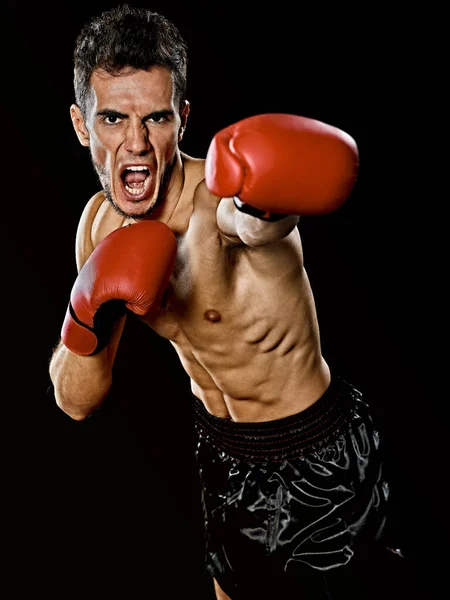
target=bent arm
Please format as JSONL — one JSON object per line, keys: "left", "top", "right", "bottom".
{"left": 49, "top": 316, "right": 125, "bottom": 420}
{"left": 49, "top": 192, "right": 124, "bottom": 420}
{"left": 49, "top": 194, "right": 176, "bottom": 420}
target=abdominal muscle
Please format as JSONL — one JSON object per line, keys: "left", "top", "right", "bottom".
{"left": 142, "top": 266, "right": 330, "bottom": 423}
{"left": 173, "top": 334, "right": 330, "bottom": 422}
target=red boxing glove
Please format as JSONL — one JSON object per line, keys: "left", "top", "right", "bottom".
{"left": 61, "top": 220, "right": 177, "bottom": 356}
{"left": 205, "top": 113, "right": 359, "bottom": 217}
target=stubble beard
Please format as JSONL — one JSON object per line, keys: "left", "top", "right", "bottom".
{"left": 92, "top": 156, "right": 176, "bottom": 220}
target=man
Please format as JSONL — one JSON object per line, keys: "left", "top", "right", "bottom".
{"left": 49, "top": 4, "right": 396, "bottom": 598}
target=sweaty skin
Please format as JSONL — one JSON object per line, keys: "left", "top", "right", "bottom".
{"left": 51, "top": 66, "right": 330, "bottom": 424}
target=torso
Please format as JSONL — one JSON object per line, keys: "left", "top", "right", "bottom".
{"left": 81, "top": 154, "right": 330, "bottom": 421}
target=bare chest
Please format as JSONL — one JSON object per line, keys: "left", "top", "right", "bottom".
{"left": 140, "top": 225, "right": 237, "bottom": 341}
{"left": 139, "top": 217, "right": 306, "bottom": 353}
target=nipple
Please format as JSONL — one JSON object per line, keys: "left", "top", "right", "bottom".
{"left": 204, "top": 309, "right": 222, "bottom": 323}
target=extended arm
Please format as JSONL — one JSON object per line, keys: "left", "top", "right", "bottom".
{"left": 207, "top": 113, "right": 359, "bottom": 246}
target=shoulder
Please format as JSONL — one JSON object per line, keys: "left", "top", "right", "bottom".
{"left": 179, "top": 153, "right": 219, "bottom": 223}
{"left": 180, "top": 153, "right": 238, "bottom": 243}
{"left": 75, "top": 191, "right": 125, "bottom": 271}
{"left": 178, "top": 153, "right": 211, "bottom": 206}
{"left": 181, "top": 152, "right": 206, "bottom": 195}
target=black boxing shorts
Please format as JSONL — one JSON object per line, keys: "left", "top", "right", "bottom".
{"left": 192, "top": 377, "right": 390, "bottom": 600}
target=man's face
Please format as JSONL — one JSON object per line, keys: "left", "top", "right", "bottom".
{"left": 72, "top": 66, "right": 187, "bottom": 219}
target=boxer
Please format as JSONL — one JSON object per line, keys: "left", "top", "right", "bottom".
{"left": 49, "top": 5, "right": 394, "bottom": 598}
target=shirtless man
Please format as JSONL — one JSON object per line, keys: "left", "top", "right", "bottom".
{"left": 49, "top": 5, "right": 390, "bottom": 598}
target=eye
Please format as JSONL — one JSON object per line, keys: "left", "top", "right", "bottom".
{"left": 104, "top": 115, "right": 121, "bottom": 125}
{"left": 148, "top": 113, "right": 169, "bottom": 124}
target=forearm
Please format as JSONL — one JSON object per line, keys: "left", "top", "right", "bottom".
{"left": 217, "top": 197, "right": 299, "bottom": 247}
{"left": 49, "top": 341, "right": 113, "bottom": 421}
{"left": 235, "top": 211, "right": 299, "bottom": 247}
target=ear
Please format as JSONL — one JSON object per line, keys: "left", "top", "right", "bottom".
{"left": 70, "top": 104, "right": 90, "bottom": 147}
{"left": 178, "top": 100, "right": 190, "bottom": 142}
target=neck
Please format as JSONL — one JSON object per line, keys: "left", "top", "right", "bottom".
{"left": 148, "top": 151, "right": 185, "bottom": 226}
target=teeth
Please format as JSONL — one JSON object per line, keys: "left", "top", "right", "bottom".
{"left": 125, "top": 186, "right": 145, "bottom": 195}
{"left": 122, "top": 166, "right": 150, "bottom": 196}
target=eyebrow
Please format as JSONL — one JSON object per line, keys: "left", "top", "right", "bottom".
{"left": 96, "top": 109, "right": 175, "bottom": 121}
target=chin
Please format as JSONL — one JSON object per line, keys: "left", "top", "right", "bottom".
{"left": 107, "top": 190, "right": 158, "bottom": 219}
{"left": 123, "top": 203, "right": 157, "bottom": 220}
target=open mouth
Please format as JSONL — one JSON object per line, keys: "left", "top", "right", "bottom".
{"left": 121, "top": 165, "right": 152, "bottom": 199}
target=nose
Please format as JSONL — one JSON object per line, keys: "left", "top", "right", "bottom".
{"left": 124, "top": 122, "right": 151, "bottom": 155}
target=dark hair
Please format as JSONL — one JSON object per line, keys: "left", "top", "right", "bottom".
{"left": 73, "top": 4, "right": 188, "bottom": 116}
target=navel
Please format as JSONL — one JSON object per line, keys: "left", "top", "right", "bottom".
{"left": 204, "top": 309, "right": 222, "bottom": 323}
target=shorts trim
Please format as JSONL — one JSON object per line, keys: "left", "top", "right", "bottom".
{"left": 192, "top": 377, "right": 359, "bottom": 462}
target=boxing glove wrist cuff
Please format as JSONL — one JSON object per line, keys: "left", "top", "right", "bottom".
{"left": 233, "top": 197, "right": 287, "bottom": 222}
{"left": 65, "top": 299, "right": 127, "bottom": 356}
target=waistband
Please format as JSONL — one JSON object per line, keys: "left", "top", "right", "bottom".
{"left": 191, "top": 377, "right": 359, "bottom": 461}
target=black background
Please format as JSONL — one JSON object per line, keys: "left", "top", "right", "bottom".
{"left": 3, "top": 1, "right": 444, "bottom": 597}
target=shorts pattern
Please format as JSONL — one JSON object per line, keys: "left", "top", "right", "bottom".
{"left": 192, "top": 377, "right": 389, "bottom": 599}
